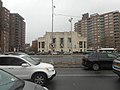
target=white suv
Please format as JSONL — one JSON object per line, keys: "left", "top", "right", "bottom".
{"left": 0, "top": 54, "right": 56, "bottom": 85}
{"left": 113, "top": 57, "right": 120, "bottom": 77}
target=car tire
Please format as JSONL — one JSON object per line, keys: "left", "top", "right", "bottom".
{"left": 32, "top": 73, "right": 47, "bottom": 85}
{"left": 92, "top": 63, "right": 100, "bottom": 71}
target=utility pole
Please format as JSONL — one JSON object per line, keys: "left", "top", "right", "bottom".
{"left": 52, "top": 0, "right": 54, "bottom": 41}
{"left": 51, "top": 0, "right": 55, "bottom": 52}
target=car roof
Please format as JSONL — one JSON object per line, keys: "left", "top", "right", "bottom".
{"left": 0, "top": 54, "right": 26, "bottom": 58}
{"left": 4, "top": 52, "right": 28, "bottom": 55}
{"left": 90, "top": 52, "right": 113, "bottom": 54}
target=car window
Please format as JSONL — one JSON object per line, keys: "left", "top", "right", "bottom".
{"left": 0, "top": 57, "right": 10, "bottom": 65}
{"left": 0, "top": 69, "right": 24, "bottom": 90}
{"left": 22, "top": 56, "right": 38, "bottom": 65}
{"left": 117, "top": 57, "right": 120, "bottom": 60}
{"left": 0, "top": 57, "right": 26, "bottom": 66}
{"left": 107, "top": 53, "right": 117, "bottom": 58}
{"left": 98, "top": 53, "right": 107, "bottom": 58}
{"left": 90, "top": 53, "right": 97, "bottom": 57}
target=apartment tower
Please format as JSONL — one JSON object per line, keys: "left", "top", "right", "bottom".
{"left": 75, "top": 11, "right": 120, "bottom": 51}
{"left": 0, "top": 0, "right": 2, "bottom": 52}
{"left": 10, "top": 13, "right": 25, "bottom": 52}
{"left": 0, "top": 1, "right": 10, "bottom": 53}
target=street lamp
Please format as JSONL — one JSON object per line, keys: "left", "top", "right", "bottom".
{"left": 51, "top": 0, "right": 55, "bottom": 51}
{"left": 68, "top": 17, "right": 73, "bottom": 53}
{"left": 51, "top": 0, "right": 54, "bottom": 40}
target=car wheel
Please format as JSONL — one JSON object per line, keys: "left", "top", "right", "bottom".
{"left": 92, "top": 63, "right": 100, "bottom": 71}
{"left": 32, "top": 73, "right": 47, "bottom": 85}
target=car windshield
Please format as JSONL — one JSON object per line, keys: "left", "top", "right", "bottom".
{"left": 107, "top": 53, "right": 118, "bottom": 58}
{"left": 0, "top": 69, "right": 25, "bottom": 90}
{"left": 116, "top": 57, "right": 120, "bottom": 60}
{"left": 22, "top": 56, "right": 40, "bottom": 65}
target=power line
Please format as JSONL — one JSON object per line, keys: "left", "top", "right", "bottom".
{"left": 54, "top": 13, "right": 81, "bottom": 18}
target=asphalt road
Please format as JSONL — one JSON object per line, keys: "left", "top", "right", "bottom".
{"left": 44, "top": 68, "right": 120, "bottom": 90}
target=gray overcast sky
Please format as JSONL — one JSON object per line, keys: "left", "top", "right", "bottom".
{"left": 2, "top": 0, "right": 120, "bottom": 43}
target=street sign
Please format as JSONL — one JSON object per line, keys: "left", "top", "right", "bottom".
{"left": 49, "top": 43, "right": 55, "bottom": 49}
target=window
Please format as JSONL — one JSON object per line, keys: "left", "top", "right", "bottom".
{"left": 107, "top": 54, "right": 117, "bottom": 58}
{"left": 98, "top": 53, "right": 107, "bottom": 58}
{"left": 84, "top": 41, "right": 86, "bottom": 48}
{"left": 39, "top": 42, "right": 40, "bottom": 48}
{"left": 52, "top": 38, "right": 56, "bottom": 43}
{"left": 60, "top": 38, "right": 64, "bottom": 48}
{"left": 90, "top": 53, "right": 97, "bottom": 57}
{"left": 67, "top": 38, "right": 71, "bottom": 48}
{"left": 60, "top": 38, "right": 64, "bottom": 44}
{"left": 68, "top": 38, "right": 71, "bottom": 43}
{"left": 79, "top": 41, "right": 82, "bottom": 48}
{"left": 0, "top": 57, "right": 26, "bottom": 66}
{"left": 41, "top": 42, "right": 45, "bottom": 48}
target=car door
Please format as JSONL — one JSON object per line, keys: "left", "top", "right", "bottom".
{"left": 0, "top": 57, "right": 31, "bottom": 79}
{"left": 98, "top": 53, "right": 110, "bottom": 68}
{"left": 106, "top": 53, "right": 118, "bottom": 68}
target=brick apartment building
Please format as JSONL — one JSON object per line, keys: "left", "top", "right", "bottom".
{"left": 75, "top": 11, "right": 120, "bottom": 51}
{"left": 0, "top": 0, "right": 10, "bottom": 52}
{"left": 0, "top": 0, "right": 3, "bottom": 52}
{"left": 9, "top": 13, "right": 25, "bottom": 52}
{"left": 0, "top": 0, "right": 26, "bottom": 52}
{"left": 31, "top": 40, "right": 38, "bottom": 53}
{"left": 1, "top": 7, "right": 10, "bottom": 52}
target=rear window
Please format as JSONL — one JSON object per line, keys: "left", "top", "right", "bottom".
{"left": 116, "top": 57, "right": 120, "bottom": 60}
{"left": 98, "top": 53, "right": 107, "bottom": 58}
{"left": 89, "top": 53, "right": 97, "bottom": 57}
{"left": 107, "top": 53, "right": 118, "bottom": 58}
{"left": 89, "top": 53, "right": 108, "bottom": 58}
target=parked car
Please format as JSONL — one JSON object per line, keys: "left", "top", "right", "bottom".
{"left": 27, "top": 51, "right": 35, "bottom": 55}
{"left": 112, "top": 57, "right": 120, "bottom": 77}
{"left": 0, "top": 54, "right": 56, "bottom": 85}
{"left": 0, "top": 69, "right": 48, "bottom": 90}
{"left": 63, "top": 51, "right": 72, "bottom": 55}
{"left": 82, "top": 52, "right": 118, "bottom": 70}
{"left": 51, "top": 51, "right": 60, "bottom": 55}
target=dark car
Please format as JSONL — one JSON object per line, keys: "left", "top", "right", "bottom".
{"left": 82, "top": 52, "right": 118, "bottom": 70}
{"left": 0, "top": 69, "right": 48, "bottom": 90}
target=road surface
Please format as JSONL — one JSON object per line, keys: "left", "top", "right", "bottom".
{"left": 44, "top": 68, "right": 120, "bottom": 90}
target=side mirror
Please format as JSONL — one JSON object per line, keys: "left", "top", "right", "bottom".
{"left": 21, "top": 63, "right": 29, "bottom": 67}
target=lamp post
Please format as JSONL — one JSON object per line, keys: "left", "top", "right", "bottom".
{"left": 68, "top": 17, "right": 73, "bottom": 53}
{"left": 52, "top": 0, "right": 54, "bottom": 40}
{"left": 51, "top": 0, "right": 55, "bottom": 52}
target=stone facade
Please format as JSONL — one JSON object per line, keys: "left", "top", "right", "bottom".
{"left": 38, "top": 31, "right": 87, "bottom": 53}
